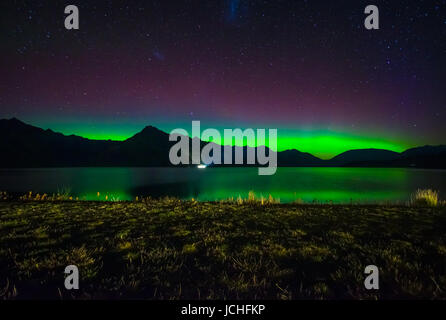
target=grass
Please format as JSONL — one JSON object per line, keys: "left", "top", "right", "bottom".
{"left": 410, "top": 189, "right": 439, "bottom": 207}
{"left": 0, "top": 196, "right": 445, "bottom": 300}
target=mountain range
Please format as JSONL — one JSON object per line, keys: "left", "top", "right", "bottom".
{"left": 0, "top": 118, "right": 445, "bottom": 168}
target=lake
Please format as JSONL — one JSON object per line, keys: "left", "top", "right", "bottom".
{"left": 0, "top": 167, "right": 445, "bottom": 203}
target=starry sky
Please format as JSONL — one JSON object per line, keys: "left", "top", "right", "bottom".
{"left": 1, "top": 0, "right": 445, "bottom": 159}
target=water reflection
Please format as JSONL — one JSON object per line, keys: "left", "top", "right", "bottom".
{"left": 0, "top": 167, "right": 444, "bottom": 203}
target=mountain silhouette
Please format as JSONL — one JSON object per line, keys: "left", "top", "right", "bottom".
{"left": 327, "top": 149, "right": 400, "bottom": 166}
{"left": 106, "top": 125, "right": 174, "bottom": 166}
{"left": 0, "top": 118, "right": 445, "bottom": 168}
{"left": 0, "top": 118, "right": 171, "bottom": 167}
{"left": 325, "top": 146, "right": 446, "bottom": 168}
{"left": 392, "top": 145, "right": 446, "bottom": 168}
{"left": 278, "top": 149, "right": 324, "bottom": 166}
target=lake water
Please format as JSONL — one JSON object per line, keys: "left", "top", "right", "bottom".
{"left": 0, "top": 167, "right": 445, "bottom": 203}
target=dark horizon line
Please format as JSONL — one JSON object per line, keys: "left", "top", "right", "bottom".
{"left": 1, "top": 117, "right": 445, "bottom": 162}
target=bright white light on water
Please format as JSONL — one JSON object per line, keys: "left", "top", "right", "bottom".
{"left": 197, "top": 164, "right": 207, "bottom": 169}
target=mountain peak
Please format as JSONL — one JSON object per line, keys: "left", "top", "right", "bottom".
{"left": 140, "top": 125, "right": 164, "bottom": 134}
{"left": 2, "top": 117, "right": 26, "bottom": 126}
{"left": 1, "top": 118, "right": 445, "bottom": 169}
{"left": 125, "top": 125, "right": 169, "bottom": 143}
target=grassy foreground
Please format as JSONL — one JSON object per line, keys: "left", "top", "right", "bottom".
{"left": 0, "top": 199, "right": 445, "bottom": 300}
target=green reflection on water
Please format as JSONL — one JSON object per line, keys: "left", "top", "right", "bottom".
{"left": 1, "top": 167, "right": 444, "bottom": 204}
{"left": 190, "top": 167, "right": 411, "bottom": 203}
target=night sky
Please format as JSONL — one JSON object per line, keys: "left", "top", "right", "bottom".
{"left": 1, "top": 0, "right": 445, "bottom": 158}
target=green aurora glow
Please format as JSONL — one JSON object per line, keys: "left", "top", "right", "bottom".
{"left": 37, "top": 121, "right": 411, "bottom": 160}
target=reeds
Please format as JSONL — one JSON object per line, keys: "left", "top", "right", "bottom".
{"left": 2, "top": 188, "right": 444, "bottom": 207}
{"left": 225, "top": 191, "right": 280, "bottom": 205}
{"left": 410, "top": 189, "right": 439, "bottom": 207}
{"left": 20, "top": 191, "right": 71, "bottom": 201}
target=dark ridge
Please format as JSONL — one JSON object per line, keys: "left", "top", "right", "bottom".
{"left": 0, "top": 118, "right": 445, "bottom": 168}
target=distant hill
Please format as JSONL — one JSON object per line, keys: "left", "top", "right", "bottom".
{"left": 278, "top": 149, "right": 324, "bottom": 166}
{"left": 0, "top": 118, "right": 445, "bottom": 168}
{"left": 393, "top": 145, "right": 446, "bottom": 168}
{"left": 0, "top": 118, "right": 172, "bottom": 167}
{"left": 325, "top": 146, "right": 446, "bottom": 168}
{"left": 0, "top": 118, "right": 116, "bottom": 167}
{"left": 327, "top": 149, "right": 400, "bottom": 166}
